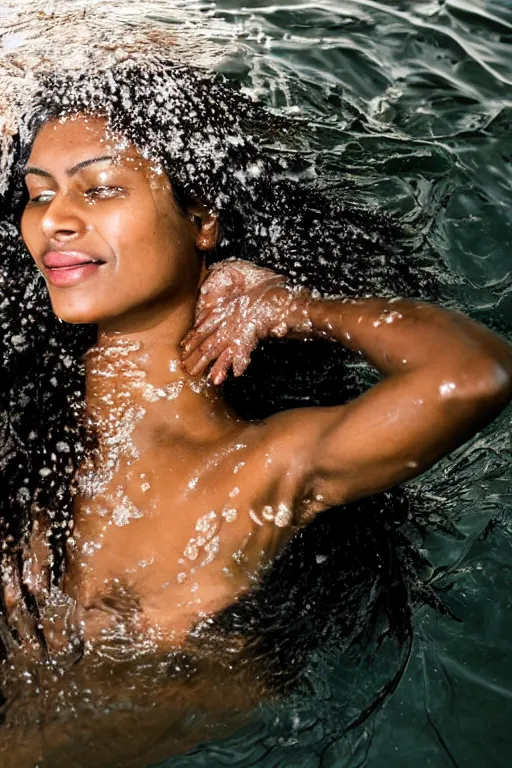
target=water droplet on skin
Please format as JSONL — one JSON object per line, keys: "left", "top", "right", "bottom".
{"left": 188, "top": 477, "right": 198, "bottom": 490}
{"left": 274, "top": 502, "right": 292, "bottom": 528}
{"left": 249, "top": 509, "right": 263, "bottom": 526}
{"left": 232, "top": 549, "right": 246, "bottom": 565}
{"left": 82, "top": 541, "right": 101, "bottom": 556}
{"left": 195, "top": 511, "right": 218, "bottom": 538}
{"left": 229, "top": 486, "right": 240, "bottom": 498}
{"left": 112, "top": 490, "right": 144, "bottom": 527}
{"left": 262, "top": 505, "right": 274, "bottom": 522}
{"left": 439, "top": 381, "right": 457, "bottom": 396}
{"left": 202, "top": 536, "right": 220, "bottom": 566}
{"left": 406, "top": 460, "right": 419, "bottom": 469}
{"left": 383, "top": 310, "right": 403, "bottom": 324}
{"left": 142, "top": 380, "right": 184, "bottom": 402}
{"left": 184, "top": 541, "right": 199, "bottom": 561}
{"left": 221, "top": 506, "right": 237, "bottom": 523}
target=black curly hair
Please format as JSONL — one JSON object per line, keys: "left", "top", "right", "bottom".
{"left": 0, "top": 56, "right": 448, "bottom": 729}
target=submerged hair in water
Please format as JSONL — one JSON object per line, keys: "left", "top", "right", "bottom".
{"left": 0, "top": 4, "right": 449, "bottom": 730}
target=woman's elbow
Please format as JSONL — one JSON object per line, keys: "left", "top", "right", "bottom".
{"left": 442, "top": 355, "right": 512, "bottom": 415}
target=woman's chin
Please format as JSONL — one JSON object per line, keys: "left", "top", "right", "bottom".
{"left": 50, "top": 301, "right": 104, "bottom": 326}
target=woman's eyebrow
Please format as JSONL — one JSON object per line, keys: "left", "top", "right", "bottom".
{"left": 23, "top": 155, "right": 115, "bottom": 178}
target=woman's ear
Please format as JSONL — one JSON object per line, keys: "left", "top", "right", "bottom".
{"left": 189, "top": 205, "right": 220, "bottom": 252}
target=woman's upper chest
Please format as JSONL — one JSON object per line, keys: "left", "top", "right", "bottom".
{"left": 67, "top": 424, "right": 299, "bottom": 644}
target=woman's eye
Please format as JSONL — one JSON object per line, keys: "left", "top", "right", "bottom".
{"left": 29, "top": 190, "right": 56, "bottom": 205}
{"left": 85, "top": 186, "right": 124, "bottom": 201}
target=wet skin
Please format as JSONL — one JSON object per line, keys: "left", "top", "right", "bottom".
{"left": 11, "top": 114, "right": 512, "bottom": 766}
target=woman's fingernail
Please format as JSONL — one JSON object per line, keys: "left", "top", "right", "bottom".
{"left": 190, "top": 357, "right": 207, "bottom": 376}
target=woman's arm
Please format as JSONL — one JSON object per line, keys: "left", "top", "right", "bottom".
{"left": 279, "top": 294, "right": 512, "bottom": 507}
{"left": 182, "top": 261, "right": 512, "bottom": 509}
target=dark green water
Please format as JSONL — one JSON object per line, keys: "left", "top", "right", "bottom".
{"left": 154, "top": 1, "right": 512, "bottom": 766}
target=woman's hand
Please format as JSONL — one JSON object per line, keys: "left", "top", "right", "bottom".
{"left": 181, "top": 260, "right": 310, "bottom": 385}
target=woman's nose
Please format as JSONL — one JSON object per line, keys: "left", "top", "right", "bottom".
{"left": 40, "top": 194, "right": 87, "bottom": 242}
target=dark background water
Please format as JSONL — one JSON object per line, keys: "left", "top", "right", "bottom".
{"left": 115, "top": 1, "right": 512, "bottom": 765}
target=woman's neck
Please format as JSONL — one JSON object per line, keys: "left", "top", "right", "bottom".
{"left": 85, "top": 304, "right": 239, "bottom": 446}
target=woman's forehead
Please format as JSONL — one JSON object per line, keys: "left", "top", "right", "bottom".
{"left": 28, "top": 115, "right": 152, "bottom": 175}
{"left": 31, "top": 115, "right": 120, "bottom": 157}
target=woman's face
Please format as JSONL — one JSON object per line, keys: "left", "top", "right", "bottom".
{"left": 21, "top": 115, "right": 217, "bottom": 328}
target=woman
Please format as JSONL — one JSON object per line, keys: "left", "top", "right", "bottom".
{"left": 1, "top": 19, "right": 511, "bottom": 768}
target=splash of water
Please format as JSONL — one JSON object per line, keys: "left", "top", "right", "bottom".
{"left": 0, "top": 0, "right": 237, "bottom": 195}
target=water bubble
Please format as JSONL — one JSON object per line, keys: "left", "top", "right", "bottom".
{"left": 112, "top": 490, "right": 144, "bottom": 527}
{"left": 249, "top": 509, "right": 263, "bottom": 526}
{"left": 274, "top": 502, "right": 292, "bottom": 528}
{"left": 439, "top": 381, "right": 457, "bottom": 396}
{"left": 221, "top": 506, "right": 237, "bottom": 523}
{"left": 184, "top": 541, "right": 199, "bottom": 561}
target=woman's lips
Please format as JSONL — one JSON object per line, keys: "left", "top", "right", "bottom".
{"left": 42, "top": 251, "right": 106, "bottom": 288}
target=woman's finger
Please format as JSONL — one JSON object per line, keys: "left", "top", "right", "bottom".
{"left": 182, "top": 316, "right": 229, "bottom": 357}
{"left": 182, "top": 305, "right": 233, "bottom": 353}
{"left": 199, "top": 264, "right": 243, "bottom": 303}
{"left": 194, "top": 307, "right": 231, "bottom": 336}
{"left": 182, "top": 319, "right": 221, "bottom": 354}
{"left": 209, "top": 347, "right": 234, "bottom": 386}
{"left": 185, "top": 351, "right": 211, "bottom": 377}
{"left": 232, "top": 348, "right": 253, "bottom": 378}
{"left": 195, "top": 294, "right": 230, "bottom": 321}
{"left": 182, "top": 329, "right": 208, "bottom": 356}
{"left": 184, "top": 332, "right": 230, "bottom": 376}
